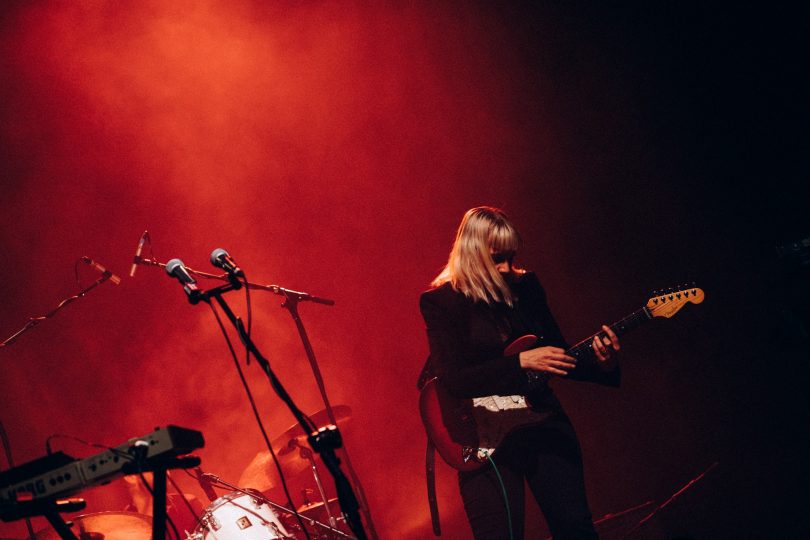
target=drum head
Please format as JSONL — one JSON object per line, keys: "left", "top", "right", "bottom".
{"left": 196, "top": 492, "right": 291, "bottom": 540}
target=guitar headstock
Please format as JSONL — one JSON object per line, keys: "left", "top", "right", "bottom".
{"left": 646, "top": 285, "right": 705, "bottom": 318}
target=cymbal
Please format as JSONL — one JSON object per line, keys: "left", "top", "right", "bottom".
{"left": 238, "top": 405, "right": 352, "bottom": 492}
{"left": 238, "top": 450, "right": 280, "bottom": 492}
{"left": 35, "top": 512, "right": 151, "bottom": 540}
{"left": 297, "top": 497, "right": 339, "bottom": 516}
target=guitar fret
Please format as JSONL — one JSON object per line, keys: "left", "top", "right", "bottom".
{"left": 566, "top": 308, "right": 650, "bottom": 358}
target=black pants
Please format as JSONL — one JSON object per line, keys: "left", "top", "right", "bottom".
{"left": 458, "top": 417, "right": 598, "bottom": 540}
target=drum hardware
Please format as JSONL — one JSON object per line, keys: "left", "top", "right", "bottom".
{"left": 193, "top": 491, "right": 292, "bottom": 540}
{"left": 299, "top": 489, "right": 314, "bottom": 508}
{"left": 274, "top": 407, "right": 352, "bottom": 459}
{"left": 198, "top": 475, "right": 355, "bottom": 540}
{"left": 238, "top": 406, "right": 351, "bottom": 496}
{"left": 194, "top": 467, "right": 220, "bottom": 503}
{"left": 238, "top": 406, "right": 353, "bottom": 537}
{"left": 297, "top": 498, "right": 339, "bottom": 517}
{"left": 287, "top": 441, "right": 337, "bottom": 531}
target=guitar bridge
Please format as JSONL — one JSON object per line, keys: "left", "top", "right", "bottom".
{"left": 462, "top": 446, "right": 491, "bottom": 464}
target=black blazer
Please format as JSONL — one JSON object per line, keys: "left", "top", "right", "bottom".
{"left": 420, "top": 271, "right": 619, "bottom": 400}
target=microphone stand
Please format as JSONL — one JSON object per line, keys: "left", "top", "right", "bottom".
{"left": 621, "top": 461, "right": 719, "bottom": 539}
{"left": 139, "top": 252, "right": 374, "bottom": 537}
{"left": 1, "top": 274, "right": 113, "bottom": 349}
{"left": 191, "top": 281, "right": 368, "bottom": 540}
{"left": 274, "top": 289, "right": 378, "bottom": 540}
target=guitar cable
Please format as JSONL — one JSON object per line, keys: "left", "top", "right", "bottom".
{"left": 484, "top": 452, "right": 514, "bottom": 540}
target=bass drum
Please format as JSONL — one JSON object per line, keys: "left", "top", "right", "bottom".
{"left": 194, "top": 491, "right": 293, "bottom": 540}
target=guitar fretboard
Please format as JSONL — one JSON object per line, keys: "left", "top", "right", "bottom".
{"left": 527, "top": 307, "right": 652, "bottom": 386}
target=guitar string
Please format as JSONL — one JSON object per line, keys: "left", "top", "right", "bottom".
{"left": 528, "top": 308, "right": 650, "bottom": 386}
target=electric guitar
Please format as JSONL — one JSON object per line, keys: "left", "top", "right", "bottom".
{"left": 419, "top": 286, "right": 705, "bottom": 471}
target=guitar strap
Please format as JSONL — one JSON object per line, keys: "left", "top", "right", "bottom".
{"left": 418, "top": 356, "right": 442, "bottom": 535}
{"left": 426, "top": 438, "right": 441, "bottom": 536}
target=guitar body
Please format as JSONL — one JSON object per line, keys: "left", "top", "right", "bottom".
{"left": 419, "top": 286, "right": 705, "bottom": 471}
{"left": 419, "top": 376, "right": 481, "bottom": 472}
{"left": 419, "top": 334, "right": 550, "bottom": 471}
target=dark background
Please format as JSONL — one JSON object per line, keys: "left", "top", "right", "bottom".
{"left": 1, "top": 2, "right": 808, "bottom": 538}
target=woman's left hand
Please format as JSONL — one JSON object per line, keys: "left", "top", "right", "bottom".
{"left": 593, "top": 324, "right": 620, "bottom": 370}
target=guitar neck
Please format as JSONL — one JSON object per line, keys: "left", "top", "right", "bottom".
{"left": 527, "top": 286, "right": 702, "bottom": 386}
{"left": 566, "top": 306, "right": 651, "bottom": 359}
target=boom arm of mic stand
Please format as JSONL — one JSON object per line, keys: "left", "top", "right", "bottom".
{"left": 136, "top": 258, "right": 229, "bottom": 281}
{"left": 250, "top": 284, "right": 335, "bottom": 306}
{"left": 137, "top": 257, "right": 335, "bottom": 305}
{"left": 1, "top": 274, "right": 113, "bottom": 349}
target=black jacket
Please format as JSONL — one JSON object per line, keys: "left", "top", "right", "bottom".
{"left": 419, "top": 271, "right": 619, "bottom": 401}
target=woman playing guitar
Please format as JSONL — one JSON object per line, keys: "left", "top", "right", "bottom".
{"left": 420, "top": 206, "right": 621, "bottom": 539}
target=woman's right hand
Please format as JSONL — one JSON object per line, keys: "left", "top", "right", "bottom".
{"left": 518, "top": 346, "right": 577, "bottom": 376}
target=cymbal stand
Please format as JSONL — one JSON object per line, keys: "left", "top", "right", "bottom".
{"left": 292, "top": 440, "right": 338, "bottom": 530}
{"left": 191, "top": 282, "right": 367, "bottom": 540}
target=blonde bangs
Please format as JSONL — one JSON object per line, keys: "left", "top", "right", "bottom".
{"left": 489, "top": 220, "right": 521, "bottom": 254}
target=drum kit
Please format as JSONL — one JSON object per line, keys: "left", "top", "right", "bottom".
{"left": 29, "top": 407, "right": 355, "bottom": 540}
{"left": 215, "top": 406, "right": 354, "bottom": 540}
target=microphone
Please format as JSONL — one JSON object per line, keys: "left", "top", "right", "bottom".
{"left": 210, "top": 248, "right": 244, "bottom": 277}
{"left": 194, "top": 467, "right": 218, "bottom": 502}
{"left": 82, "top": 256, "right": 122, "bottom": 285}
{"left": 129, "top": 231, "right": 149, "bottom": 277}
{"left": 165, "top": 258, "right": 200, "bottom": 302}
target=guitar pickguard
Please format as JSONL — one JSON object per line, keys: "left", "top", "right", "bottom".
{"left": 467, "top": 394, "right": 554, "bottom": 462}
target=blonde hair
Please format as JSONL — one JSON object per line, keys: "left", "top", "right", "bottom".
{"left": 432, "top": 206, "right": 522, "bottom": 306}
